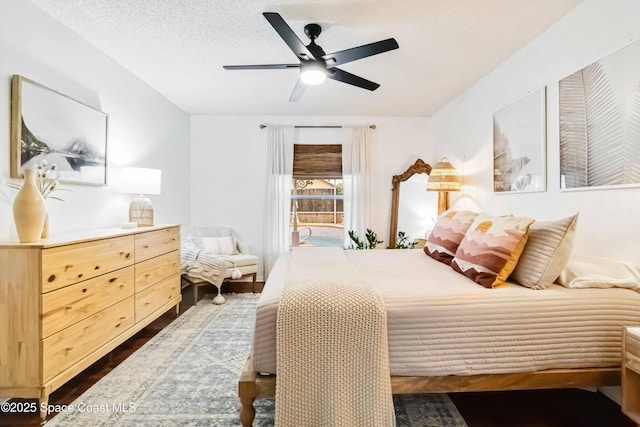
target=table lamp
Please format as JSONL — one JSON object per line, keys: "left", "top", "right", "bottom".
{"left": 427, "top": 157, "right": 460, "bottom": 215}
{"left": 122, "top": 167, "right": 161, "bottom": 226}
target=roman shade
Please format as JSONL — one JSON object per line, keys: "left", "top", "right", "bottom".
{"left": 293, "top": 144, "right": 342, "bottom": 179}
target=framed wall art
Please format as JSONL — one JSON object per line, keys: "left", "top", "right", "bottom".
{"left": 559, "top": 40, "right": 640, "bottom": 190}
{"left": 10, "top": 75, "right": 108, "bottom": 185}
{"left": 493, "top": 88, "right": 547, "bottom": 193}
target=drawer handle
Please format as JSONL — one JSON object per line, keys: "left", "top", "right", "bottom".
{"left": 48, "top": 274, "right": 56, "bottom": 283}
{"left": 144, "top": 302, "right": 150, "bottom": 306}
{"left": 144, "top": 273, "right": 151, "bottom": 278}
{"left": 78, "top": 274, "right": 84, "bottom": 279}
{"left": 82, "top": 288, "right": 87, "bottom": 293}
{"left": 64, "top": 346, "right": 73, "bottom": 354}
{"left": 120, "top": 283, "right": 127, "bottom": 288}
{"left": 143, "top": 244, "right": 150, "bottom": 249}
{"left": 171, "top": 238, "right": 177, "bottom": 241}
{"left": 115, "top": 316, "right": 127, "bottom": 328}
{"left": 121, "top": 252, "right": 131, "bottom": 259}
{"left": 94, "top": 265, "right": 100, "bottom": 270}
{"left": 64, "top": 264, "right": 74, "bottom": 271}
{"left": 65, "top": 305, "right": 73, "bottom": 311}
{"left": 109, "top": 277, "right": 117, "bottom": 283}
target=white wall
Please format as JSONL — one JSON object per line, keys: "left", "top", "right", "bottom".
{"left": 0, "top": 0, "right": 191, "bottom": 238}
{"left": 425, "top": 0, "right": 640, "bottom": 265}
{"left": 191, "top": 115, "right": 430, "bottom": 279}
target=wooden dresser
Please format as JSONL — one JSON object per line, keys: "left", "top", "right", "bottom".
{"left": 0, "top": 225, "right": 181, "bottom": 418}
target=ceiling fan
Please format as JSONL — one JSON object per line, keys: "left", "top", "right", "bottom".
{"left": 223, "top": 12, "right": 399, "bottom": 102}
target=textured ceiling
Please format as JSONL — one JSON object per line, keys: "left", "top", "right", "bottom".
{"left": 30, "top": 0, "right": 582, "bottom": 116}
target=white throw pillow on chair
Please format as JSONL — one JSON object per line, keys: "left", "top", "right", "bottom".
{"left": 199, "top": 236, "right": 238, "bottom": 255}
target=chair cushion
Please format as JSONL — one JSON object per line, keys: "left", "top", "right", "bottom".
{"left": 224, "top": 254, "right": 258, "bottom": 268}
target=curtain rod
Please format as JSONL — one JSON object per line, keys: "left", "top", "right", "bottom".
{"left": 259, "top": 124, "right": 376, "bottom": 129}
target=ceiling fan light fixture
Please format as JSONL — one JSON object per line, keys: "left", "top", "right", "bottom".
{"left": 300, "top": 68, "right": 326, "bottom": 85}
{"left": 223, "top": 13, "right": 399, "bottom": 100}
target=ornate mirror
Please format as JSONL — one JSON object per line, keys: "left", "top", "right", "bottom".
{"left": 388, "top": 159, "right": 438, "bottom": 248}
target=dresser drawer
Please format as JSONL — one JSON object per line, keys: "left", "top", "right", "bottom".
{"left": 135, "top": 274, "right": 180, "bottom": 322}
{"left": 135, "top": 227, "right": 180, "bottom": 263}
{"left": 42, "top": 266, "right": 135, "bottom": 338}
{"left": 42, "top": 297, "right": 134, "bottom": 382}
{"left": 135, "top": 250, "right": 180, "bottom": 293}
{"left": 42, "top": 236, "right": 135, "bottom": 293}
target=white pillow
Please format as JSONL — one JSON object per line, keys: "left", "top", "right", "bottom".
{"left": 510, "top": 214, "right": 577, "bottom": 290}
{"left": 199, "top": 236, "right": 238, "bottom": 255}
{"left": 557, "top": 255, "right": 640, "bottom": 292}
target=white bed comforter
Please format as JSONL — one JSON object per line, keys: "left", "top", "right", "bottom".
{"left": 253, "top": 249, "right": 640, "bottom": 376}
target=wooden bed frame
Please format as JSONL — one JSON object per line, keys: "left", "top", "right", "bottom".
{"left": 237, "top": 356, "right": 620, "bottom": 426}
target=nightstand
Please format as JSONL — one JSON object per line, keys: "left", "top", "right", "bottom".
{"left": 623, "top": 327, "right": 640, "bottom": 425}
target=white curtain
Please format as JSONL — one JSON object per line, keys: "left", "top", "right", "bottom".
{"left": 264, "top": 126, "right": 294, "bottom": 277}
{"left": 342, "top": 127, "right": 371, "bottom": 247}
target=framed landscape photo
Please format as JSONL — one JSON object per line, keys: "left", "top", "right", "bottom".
{"left": 559, "top": 40, "right": 640, "bottom": 191}
{"left": 10, "top": 75, "right": 108, "bottom": 185}
{"left": 493, "top": 88, "right": 547, "bottom": 193}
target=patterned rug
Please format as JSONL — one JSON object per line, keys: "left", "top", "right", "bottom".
{"left": 46, "top": 293, "right": 467, "bottom": 427}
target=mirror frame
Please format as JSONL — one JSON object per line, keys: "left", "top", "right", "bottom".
{"left": 388, "top": 159, "right": 432, "bottom": 248}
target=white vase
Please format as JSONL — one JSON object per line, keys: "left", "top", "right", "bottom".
{"left": 13, "top": 168, "right": 46, "bottom": 243}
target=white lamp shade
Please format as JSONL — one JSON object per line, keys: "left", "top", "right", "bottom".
{"left": 122, "top": 168, "right": 162, "bottom": 195}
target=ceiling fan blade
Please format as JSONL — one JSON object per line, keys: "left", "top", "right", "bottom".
{"left": 323, "top": 38, "right": 399, "bottom": 68}
{"left": 289, "top": 78, "right": 307, "bottom": 102}
{"left": 263, "top": 12, "right": 315, "bottom": 60}
{"left": 223, "top": 64, "right": 300, "bottom": 70}
{"left": 328, "top": 68, "right": 380, "bottom": 91}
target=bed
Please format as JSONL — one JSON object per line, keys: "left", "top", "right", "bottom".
{"left": 238, "top": 249, "right": 640, "bottom": 426}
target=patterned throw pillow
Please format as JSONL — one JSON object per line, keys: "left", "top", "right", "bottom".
{"left": 424, "top": 210, "right": 480, "bottom": 265}
{"left": 510, "top": 214, "right": 578, "bottom": 289}
{"left": 451, "top": 213, "right": 535, "bottom": 288}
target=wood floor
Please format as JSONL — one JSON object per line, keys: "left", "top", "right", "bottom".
{"left": 0, "top": 285, "right": 635, "bottom": 427}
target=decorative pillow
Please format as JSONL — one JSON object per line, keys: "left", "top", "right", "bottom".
{"left": 557, "top": 255, "right": 640, "bottom": 292}
{"left": 451, "top": 213, "right": 535, "bottom": 288}
{"left": 191, "top": 236, "right": 238, "bottom": 255}
{"left": 510, "top": 214, "right": 578, "bottom": 290}
{"left": 424, "top": 210, "right": 480, "bottom": 265}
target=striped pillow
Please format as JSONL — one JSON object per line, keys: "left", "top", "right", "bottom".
{"left": 424, "top": 210, "right": 479, "bottom": 265}
{"left": 510, "top": 214, "right": 578, "bottom": 289}
{"left": 451, "top": 213, "right": 535, "bottom": 288}
{"left": 193, "top": 236, "right": 238, "bottom": 255}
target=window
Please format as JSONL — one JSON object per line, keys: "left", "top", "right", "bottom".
{"left": 291, "top": 144, "right": 344, "bottom": 247}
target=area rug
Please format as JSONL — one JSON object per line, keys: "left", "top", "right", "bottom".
{"left": 46, "top": 293, "right": 467, "bottom": 427}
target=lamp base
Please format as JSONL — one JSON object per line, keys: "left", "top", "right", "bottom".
{"left": 437, "top": 191, "right": 449, "bottom": 216}
{"left": 129, "top": 195, "right": 154, "bottom": 227}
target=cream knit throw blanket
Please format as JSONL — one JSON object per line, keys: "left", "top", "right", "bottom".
{"left": 275, "top": 247, "right": 395, "bottom": 427}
